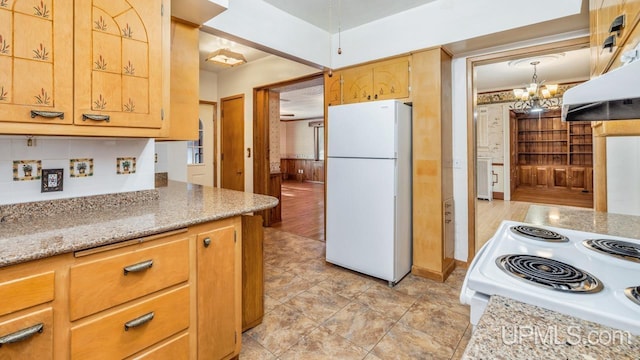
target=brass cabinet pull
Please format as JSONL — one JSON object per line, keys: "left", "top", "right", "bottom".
{"left": 31, "top": 110, "right": 64, "bottom": 119}
{"left": 203, "top": 237, "right": 211, "bottom": 248}
{"left": 123, "top": 259, "right": 153, "bottom": 275}
{"left": 82, "top": 114, "right": 110, "bottom": 122}
{"left": 124, "top": 312, "right": 154, "bottom": 331}
{"left": 0, "top": 323, "right": 44, "bottom": 347}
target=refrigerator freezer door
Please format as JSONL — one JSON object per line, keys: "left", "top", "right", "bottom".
{"left": 328, "top": 100, "right": 397, "bottom": 159}
{"left": 326, "top": 157, "right": 396, "bottom": 281}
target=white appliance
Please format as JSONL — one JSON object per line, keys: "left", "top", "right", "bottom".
{"left": 562, "top": 58, "right": 640, "bottom": 121}
{"left": 326, "top": 100, "right": 412, "bottom": 286}
{"left": 461, "top": 220, "right": 640, "bottom": 335}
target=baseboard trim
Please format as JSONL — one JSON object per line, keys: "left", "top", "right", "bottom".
{"left": 455, "top": 259, "right": 468, "bottom": 269}
{"left": 411, "top": 260, "right": 457, "bottom": 282}
{"left": 493, "top": 192, "right": 504, "bottom": 200}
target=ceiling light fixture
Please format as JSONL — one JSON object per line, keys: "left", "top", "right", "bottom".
{"left": 510, "top": 61, "right": 561, "bottom": 114}
{"left": 205, "top": 48, "right": 247, "bottom": 67}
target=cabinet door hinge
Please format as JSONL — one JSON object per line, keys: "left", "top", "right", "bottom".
{"left": 234, "top": 230, "right": 237, "bottom": 243}
{"left": 161, "top": 108, "right": 165, "bottom": 120}
{"left": 234, "top": 331, "right": 237, "bottom": 344}
{"left": 161, "top": 3, "right": 164, "bottom": 16}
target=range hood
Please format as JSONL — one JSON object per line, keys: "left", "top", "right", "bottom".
{"left": 561, "top": 60, "right": 640, "bottom": 121}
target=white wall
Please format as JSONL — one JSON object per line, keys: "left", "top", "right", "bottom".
{"left": 206, "top": 0, "right": 581, "bottom": 70}
{"left": 281, "top": 120, "right": 317, "bottom": 159}
{"left": 0, "top": 136, "right": 154, "bottom": 205}
{"left": 217, "top": 55, "right": 319, "bottom": 192}
{"left": 607, "top": 136, "right": 640, "bottom": 216}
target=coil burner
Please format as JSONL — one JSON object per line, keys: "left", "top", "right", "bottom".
{"left": 510, "top": 225, "right": 569, "bottom": 243}
{"left": 583, "top": 239, "right": 640, "bottom": 263}
{"left": 496, "top": 254, "right": 603, "bottom": 293}
{"left": 625, "top": 286, "right": 640, "bottom": 306}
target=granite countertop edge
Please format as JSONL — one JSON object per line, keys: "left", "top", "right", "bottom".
{"left": 0, "top": 181, "right": 278, "bottom": 268}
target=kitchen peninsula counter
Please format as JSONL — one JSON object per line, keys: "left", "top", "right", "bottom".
{"left": 463, "top": 204, "right": 640, "bottom": 359}
{"left": 0, "top": 181, "right": 278, "bottom": 267}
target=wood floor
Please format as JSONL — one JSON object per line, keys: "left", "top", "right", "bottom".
{"left": 511, "top": 186, "right": 593, "bottom": 208}
{"left": 269, "top": 179, "right": 583, "bottom": 254}
{"left": 271, "top": 180, "right": 325, "bottom": 241}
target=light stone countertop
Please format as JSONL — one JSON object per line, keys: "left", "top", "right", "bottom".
{"left": 463, "top": 296, "right": 640, "bottom": 359}
{"left": 0, "top": 181, "right": 278, "bottom": 268}
{"left": 463, "top": 204, "right": 640, "bottom": 359}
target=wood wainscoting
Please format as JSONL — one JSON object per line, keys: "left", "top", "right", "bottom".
{"left": 280, "top": 159, "right": 325, "bottom": 183}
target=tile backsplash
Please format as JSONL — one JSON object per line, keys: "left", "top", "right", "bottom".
{"left": 0, "top": 136, "right": 155, "bottom": 205}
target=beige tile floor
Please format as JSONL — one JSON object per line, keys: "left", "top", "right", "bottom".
{"left": 241, "top": 228, "right": 472, "bottom": 360}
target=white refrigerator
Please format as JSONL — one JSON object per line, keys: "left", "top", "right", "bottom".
{"left": 326, "top": 99, "right": 412, "bottom": 286}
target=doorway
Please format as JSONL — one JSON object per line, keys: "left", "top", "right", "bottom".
{"left": 221, "top": 95, "right": 245, "bottom": 191}
{"left": 467, "top": 37, "right": 590, "bottom": 262}
{"left": 253, "top": 75, "right": 326, "bottom": 241}
{"left": 187, "top": 101, "right": 217, "bottom": 186}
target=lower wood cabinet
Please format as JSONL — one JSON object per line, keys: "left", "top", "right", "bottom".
{"left": 242, "top": 215, "right": 264, "bottom": 331}
{"left": 0, "top": 216, "right": 244, "bottom": 359}
{"left": 195, "top": 217, "right": 242, "bottom": 360}
{"left": 70, "top": 286, "right": 190, "bottom": 360}
{"left": 0, "top": 308, "right": 53, "bottom": 359}
{"left": 517, "top": 165, "right": 593, "bottom": 191}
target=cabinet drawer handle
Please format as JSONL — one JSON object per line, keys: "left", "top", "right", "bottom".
{"left": 124, "top": 312, "right": 154, "bottom": 331}
{"left": 0, "top": 323, "right": 44, "bottom": 347}
{"left": 31, "top": 110, "right": 64, "bottom": 119}
{"left": 603, "top": 35, "right": 616, "bottom": 52}
{"left": 123, "top": 259, "right": 153, "bottom": 275}
{"left": 203, "top": 237, "right": 211, "bottom": 248}
{"left": 82, "top": 114, "right": 110, "bottom": 122}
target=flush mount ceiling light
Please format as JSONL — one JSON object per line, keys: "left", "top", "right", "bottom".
{"left": 510, "top": 61, "right": 561, "bottom": 114}
{"left": 205, "top": 48, "right": 247, "bottom": 67}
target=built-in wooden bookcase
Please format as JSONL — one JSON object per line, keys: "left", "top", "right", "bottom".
{"left": 516, "top": 111, "right": 592, "bottom": 166}
{"left": 515, "top": 110, "right": 593, "bottom": 192}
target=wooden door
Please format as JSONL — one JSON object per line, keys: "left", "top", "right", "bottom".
{"left": 197, "top": 225, "right": 238, "bottom": 360}
{"left": 533, "top": 166, "right": 549, "bottom": 187}
{"left": 0, "top": 1, "right": 73, "bottom": 124}
{"left": 221, "top": 95, "right": 245, "bottom": 191}
{"left": 550, "top": 166, "right": 569, "bottom": 188}
{"left": 74, "top": 0, "right": 164, "bottom": 129}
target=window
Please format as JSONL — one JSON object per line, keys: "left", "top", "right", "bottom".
{"left": 187, "top": 120, "right": 204, "bottom": 164}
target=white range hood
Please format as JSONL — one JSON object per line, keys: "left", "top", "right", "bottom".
{"left": 562, "top": 59, "right": 640, "bottom": 121}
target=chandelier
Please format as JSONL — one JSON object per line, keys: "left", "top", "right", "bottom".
{"left": 510, "top": 61, "right": 561, "bottom": 114}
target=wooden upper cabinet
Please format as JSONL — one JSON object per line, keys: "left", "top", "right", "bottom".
{"left": 372, "top": 58, "right": 410, "bottom": 101}
{"left": 325, "top": 71, "right": 342, "bottom": 106}
{"left": 163, "top": 19, "right": 199, "bottom": 140}
{"left": 340, "top": 57, "right": 410, "bottom": 104}
{"left": 342, "top": 65, "right": 373, "bottom": 104}
{"left": 74, "top": 0, "right": 163, "bottom": 129}
{"left": 0, "top": 0, "right": 73, "bottom": 124}
{"left": 590, "top": 0, "right": 640, "bottom": 75}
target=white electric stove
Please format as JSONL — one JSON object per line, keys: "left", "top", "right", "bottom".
{"left": 460, "top": 220, "right": 640, "bottom": 335}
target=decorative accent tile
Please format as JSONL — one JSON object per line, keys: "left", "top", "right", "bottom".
{"left": 70, "top": 158, "right": 94, "bottom": 177}
{"left": 41, "top": 168, "right": 63, "bottom": 192}
{"left": 117, "top": 157, "right": 136, "bottom": 174}
{"left": 13, "top": 160, "right": 42, "bottom": 181}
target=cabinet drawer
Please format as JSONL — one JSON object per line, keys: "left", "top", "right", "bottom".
{"left": 127, "top": 332, "right": 189, "bottom": 359}
{"left": 0, "top": 308, "right": 53, "bottom": 359}
{"left": 70, "top": 285, "right": 190, "bottom": 360}
{"left": 69, "top": 238, "right": 189, "bottom": 320}
{"left": 0, "top": 272, "right": 54, "bottom": 317}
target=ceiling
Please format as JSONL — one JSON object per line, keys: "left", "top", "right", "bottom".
{"left": 197, "top": 0, "right": 590, "bottom": 118}
{"left": 262, "top": 0, "right": 436, "bottom": 33}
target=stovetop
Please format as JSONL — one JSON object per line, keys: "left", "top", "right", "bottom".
{"left": 461, "top": 220, "right": 640, "bottom": 335}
